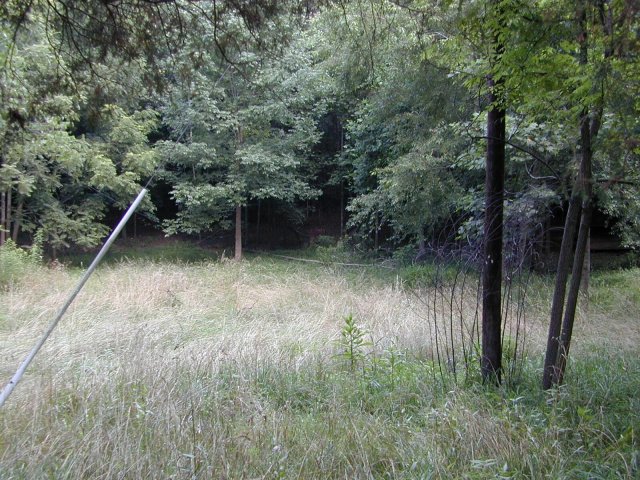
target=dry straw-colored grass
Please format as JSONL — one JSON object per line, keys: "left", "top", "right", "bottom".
{"left": 1, "top": 259, "right": 433, "bottom": 477}
{"left": 1, "top": 257, "right": 638, "bottom": 478}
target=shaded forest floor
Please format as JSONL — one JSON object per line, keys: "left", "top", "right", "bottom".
{"left": 1, "top": 244, "right": 639, "bottom": 478}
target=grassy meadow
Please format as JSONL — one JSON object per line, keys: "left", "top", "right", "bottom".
{"left": 0, "top": 242, "right": 639, "bottom": 478}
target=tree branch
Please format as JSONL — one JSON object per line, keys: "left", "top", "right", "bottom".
{"left": 472, "top": 135, "right": 561, "bottom": 179}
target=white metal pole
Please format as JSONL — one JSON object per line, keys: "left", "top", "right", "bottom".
{"left": 0, "top": 188, "right": 148, "bottom": 408}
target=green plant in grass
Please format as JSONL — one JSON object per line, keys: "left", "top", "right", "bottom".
{"left": 312, "top": 235, "right": 337, "bottom": 248}
{"left": 370, "top": 346, "right": 407, "bottom": 391}
{"left": 502, "top": 336, "right": 526, "bottom": 388}
{"left": 399, "top": 263, "right": 463, "bottom": 289}
{"left": 335, "top": 314, "right": 372, "bottom": 372}
{"left": 315, "top": 239, "right": 351, "bottom": 266}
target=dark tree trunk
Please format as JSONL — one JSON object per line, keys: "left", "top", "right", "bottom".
{"left": 0, "top": 191, "right": 6, "bottom": 246}
{"left": 235, "top": 124, "right": 244, "bottom": 261}
{"left": 12, "top": 196, "right": 23, "bottom": 242}
{"left": 244, "top": 204, "right": 249, "bottom": 248}
{"left": 555, "top": 202, "right": 592, "bottom": 386}
{"left": 582, "top": 232, "right": 590, "bottom": 311}
{"left": 481, "top": 83, "right": 506, "bottom": 384}
{"left": 6, "top": 188, "right": 11, "bottom": 243}
{"left": 552, "top": 97, "right": 594, "bottom": 386}
{"left": 542, "top": 191, "right": 582, "bottom": 389}
{"left": 374, "top": 212, "right": 379, "bottom": 250}
{"left": 340, "top": 123, "right": 345, "bottom": 238}
{"left": 235, "top": 204, "right": 242, "bottom": 261}
{"left": 340, "top": 180, "right": 344, "bottom": 238}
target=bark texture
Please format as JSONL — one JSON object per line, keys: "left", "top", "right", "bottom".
{"left": 481, "top": 85, "right": 506, "bottom": 384}
{"left": 542, "top": 191, "right": 582, "bottom": 389}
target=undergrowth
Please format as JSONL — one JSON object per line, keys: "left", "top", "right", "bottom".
{"left": 57, "top": 236, "right": 218, "bottom": 267}
{"left": 0, "top": 233, "right": 43, "bottom": 289}
{"left": 1, "top": 350, "right": 637, "bottom": 479}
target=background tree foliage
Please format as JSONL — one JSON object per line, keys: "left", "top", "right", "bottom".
{"left": 0, "top": 19, "right": 157, "bottom": 251}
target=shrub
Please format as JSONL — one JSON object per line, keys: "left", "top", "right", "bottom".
{"left": 399, "top": 263, "right": 463, "bottom": 288}
{"left": 0, "top": 232, "right": 43, "bottom": 288}
{"left": 312, "top": 235, "right": 337, "bottom": 248}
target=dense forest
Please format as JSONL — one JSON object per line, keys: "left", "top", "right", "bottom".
{"left": 1, "top": 1, "right": 639, "bottom": 386}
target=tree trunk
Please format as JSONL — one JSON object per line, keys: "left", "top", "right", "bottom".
{"left": 0, "top": 191, "right": 6, "bottom": 246}
{"left": 374, "top": 212, "right": 379, "bottom": 250}
{"left": 542, "top": 0, "right": 597, "bottom": 390}
{"left": 340, "top": 180, "right": 344, "bottom": 238}
{"left": 554, "top": 202, "right": 592, "bottom": 386}
{"left": 6, "top": 188, "right": 11, "bottom": 243}
{"left": 552, "top": 94, "right": 594, "bottom": 386}
{"left": 415, "top": 233, "right": 427, "bottom": 263}
{"left": 235, "top": 123, "right": 244, "bottom": 261}
{"left": 544, "top": 217, "right": 551, "bottom": 263}
{"left": 340, "top": 123, "right": 345, "bottom": 238}
{"left": 481, "top": 82, "right": 506, "bottom": 384}
{"left": 542, "top": 0, "right": 613, "bottom": 389}
{"left": 582, "top": 232, "right": 590, "bottom": 313}
{"left": 12, "top": 196, "right": 23, "bottom": 243}
{"left": 235, "top": 203, "right": 242, "bottom": 261}
{"left": 542, "top": 193, "right": 582, "bottom": 389}
{"left": 244, "top": 204, "right": 249, "bottom": 248}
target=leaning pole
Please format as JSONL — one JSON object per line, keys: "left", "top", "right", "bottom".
{"left": 0, "top": 188, "right": 148, "bottom": 408}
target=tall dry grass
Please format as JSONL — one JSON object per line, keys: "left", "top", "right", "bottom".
{"left": 2, "top": 259, "right": 438, "bottom": 392}
{"left": 1, "top": 256, "right": 638, "bottom": 478}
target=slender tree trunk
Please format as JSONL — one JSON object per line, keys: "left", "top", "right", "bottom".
{"left": 340, "top": 123, "right": 345, "bottom": 238}
{"left": 582, "top": 232, "right": 590, "bottom": 313}
{"left": 235, "top": 123, "right": 244, "bottom": 261}
{"left": 415, "top": 233, "right": 427, "bottom": 263}
{"left": 244, "top": 204, "right": 249, "bottom": 248}
{"left": 481, "top": 84, "right": 506, "bottom": 384}
{"left": 12, "top": 196, "right": 23, "bottom": 242}
{"left": 6, "top": 188, "right": 11, "bottom": 243}
{"left": 374, "top": 212, "right": 379, "bottom": 250}
{"left": 553, "top": 95, "right": 594, "bottom": 386}
{"left": 555, "top": 202, "right": 592, "bottom": 386}
{"left": 0, "top": 191, "right": 6, "bottom": 246}
{"left": 520, "top": 224, "right": 529, "bottom": 271}
{"left": 545, "top": 217, "right": 552, "bottom": 267}
{"left": 542, "top": 192, "right": 582, "bottom": 389}
{"left": 235, "top": 204, "right": 242, "bottom": 261}
{"left": 340, "top": 180, "right": 344, "bottom": 238}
